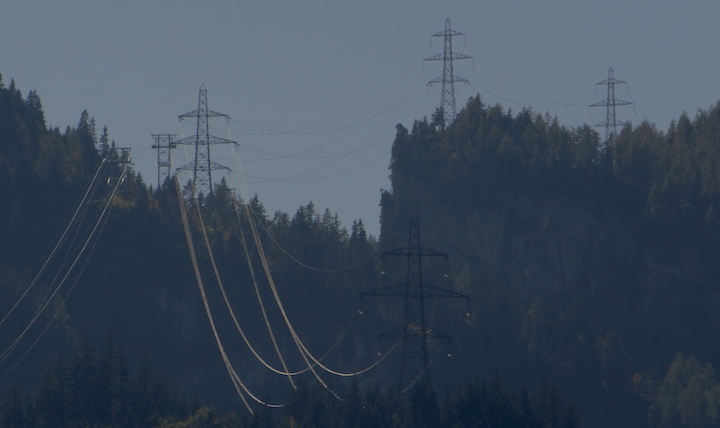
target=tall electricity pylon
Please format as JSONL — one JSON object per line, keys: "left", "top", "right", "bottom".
{"left": 423, "top": 18, "right": 472, "bottom": 129}
{"left": 589, "top": 68, "right": 633, "bottom": 145}
{"left": 151, "top": 134, "right": 177, "bottom": 188}
{"left": 362, "top": 215, "right": 470, "bottom": 392}
{"left": 175, "top": 84, "right": 236, "bottom": 197}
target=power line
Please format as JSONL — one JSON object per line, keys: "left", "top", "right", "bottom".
{"left": 0, "top": 159, "right": 108, "bottom": 330}
{"left": 0, "top": 163, "right": 128, "bottom": 377}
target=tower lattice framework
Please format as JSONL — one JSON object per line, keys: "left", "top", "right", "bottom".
{"left": 589, "top": 67, "right": 633, "bottom": 145}
{"left": 151, "top": 134, "right": 177, "bottom": 188}
{"left": 423, "top": 18, "right": 472, "bottom": 129}
{"left": 362, "top": 215, "right": 469, "bottom": 392}
{"left": 175, "top": 84, "right": 236, "bottom": 196}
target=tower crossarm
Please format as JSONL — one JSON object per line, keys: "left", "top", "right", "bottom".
{"left": 594, "top": 119, "right": 628, "bottom": 128}
{"left": 432, "top": 27, "right": 465, "bottom": 38}
{"left": 361, "top": 283, "right": 468, "bottom": 300}
{"left": 589, "top": 99, "right": 633, "bottom": 108}
{"left": 176, "top": 160, "right": 232, "bottom": 172}
{"left": 424, "top": 52, "right": 473, "bottom": 62}
{"left": 151, "top": 134, "right": 178, "bottom": 149}
{"left": 379, "top": 326, "right": 451, "bottom": 342}
{"left": 151, "top": 143, "right": 177, "bottom": 149}
{"left": 595, "top": 77, "right": 627, "bottom": 86}
{"left": 427, "top": 75, "right": 469, "bottom": 86}
{"left": 179, "top": 109, "right": 229, "bottom": 120}
{"left": 174, "top": 135, "right": 237, "bottom": 146}
{"left": 381, "top": 246, "right": 448, "bottom": 259}
{"left": 421, "top": 284, "right": 470, "bottom": 300}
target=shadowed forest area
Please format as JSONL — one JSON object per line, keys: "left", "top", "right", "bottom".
{"left": 2, "top": 75, "right": 720, "bottom": 427}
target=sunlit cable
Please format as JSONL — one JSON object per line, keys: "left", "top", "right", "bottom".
{"left": 251, "top": 210, "right": 376, "bottom": 273}
{"left": 194, "top": 194, "right": 299, "bottom": 385}
{"left": 176, "top": 176, "right": 288, "bottom": 412}
{"left": 0, "top": 165, "right": 125, "bottom": 379}
{"left": 0, "top": 163, "right": 124, "bottom": 369}
{"left": 0, "top": 159, "right": 107, "bottom": 328}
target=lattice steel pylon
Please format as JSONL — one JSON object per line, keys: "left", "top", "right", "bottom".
{"left": 423, "top": 18, "right": 472, "bottom": 129}
{"left": 589, "top": 67, "right": 633, "bottom": 145}
{"left": 151, "top": 134, "right": 177, "bottom": 188}
{"left": 362, "top": 214, "right": 470, "bottom": 392}
{"left": 175, "top": 84, "right": 236, "bottom": 197}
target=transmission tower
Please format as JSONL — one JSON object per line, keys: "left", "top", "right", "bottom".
{"left": 175, "top": 84, "right": 236, "bottom": 197}
{"left": 589, "top": 67, "right": 633, "bottom": 145}
{"left": 362, "top": 215, "right": 470, "bottom": 392}
{"left": 423, "top": 18, "right": 472, "bottom": 129}
{"left": 151, "top": 134, "right": 177, "bottom": 188}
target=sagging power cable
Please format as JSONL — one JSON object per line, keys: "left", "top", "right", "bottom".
{"left": 0, "top": 162, "right": 123, "bottom": 375}
{"left": 0, "top": 159, "right": 108, "bottom": 328}
{"left": 250, "top": 209, "right": 376, "bottom": 273}
{"left": 176, "top": 176, "right": 286, "bottom": 412}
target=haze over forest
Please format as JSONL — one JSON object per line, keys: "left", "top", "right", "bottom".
{"left": 3, "top": 67, "right": 720, "bottom": 427}
{"left": 4, "top": 2, "right": 720, "bottom": 239}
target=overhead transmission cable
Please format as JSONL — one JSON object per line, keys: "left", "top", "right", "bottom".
{"left": 0, "top": 162, "right": 125, "bottom": 374}
{"left": 232, "top": 152, "right": 358, "bottom": 392}
{"left": 194, "top": 193, "right": 298, "bottom": 386}
{"left": 250, "top": 209, "right": 377, "bottom": 273}
{"left": 0, "top": 158, "right": 108, "bottom": 328}
{"left": 5, "top": 181, "right": 117, "bottom": 375}
{"left": 444, "top": 307, "right": 493, "bottom": 428}
{"left": 228, "top": 128, "right": 388, "bottom": 162}
{"left": 463, "top": 43, "right": 596, "bottom": 108}
{"left": 228, "top": 127, "right": 399, "bottom": 392}
{"left": 243, "top": 203, "right": 396, "bottom": 380}
{"left": 0, "top": 159, "right": 109, "bottom": 350}
{"left": 230, "top": 147, "right": 398, "bottom": 377}
{"left": 176, "top": 176, "right": 254, "bottom": 413}
{"left": 240, "top": 203, "right": 340, "bottom": 399}
{"left": 175, "top": 176, "right": 286, "bottom": 413}
{"left": 224, "top": 83, "right": 425, "bottom": 168}
{"left": 234, "top": 200, "right": 343, "bottom": 377}
{"left": 196, "top": 199, "right": 366, "bottom": 379}
{"left": 228, "top": 61, "right": 419, "bottom": 137}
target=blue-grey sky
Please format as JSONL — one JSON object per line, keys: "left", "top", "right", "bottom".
{"left": 2, "top": 1, "right": 719, "bottom": 236}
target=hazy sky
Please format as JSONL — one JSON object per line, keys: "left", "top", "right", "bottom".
{"left": 3, "top": 1, "right": 719, "bottom": 236}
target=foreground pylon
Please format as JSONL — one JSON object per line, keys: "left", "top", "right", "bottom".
{"left": 362, "top": 214, "right": 469, "bottom": 392}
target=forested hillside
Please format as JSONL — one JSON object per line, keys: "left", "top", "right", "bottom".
{"left": 381, "top": 96, "right": 720, "bottom": 427}
{"left": 0, "top": 75, "right": 381, "bottom": 418}
{"left": 6, "top": 72, "right": 720, "bottom": 427}
{"left": 0, "top": 76, "right": 585, "bottom": 427}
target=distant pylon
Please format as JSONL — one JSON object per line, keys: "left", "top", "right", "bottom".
{"left": 589, "top": 67, "right": 633, "bottom": 145}
{"left": 151, "top": 134, "right": 177, "bottom": 188}
{"left": 361, "top": 214, "right": 470, "bottom": 392}
{"left": 423, "top": 18, "right": 472, "bottom": 129}
{"left": 175, "top": 84, "right": 236, "bottom": 197}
